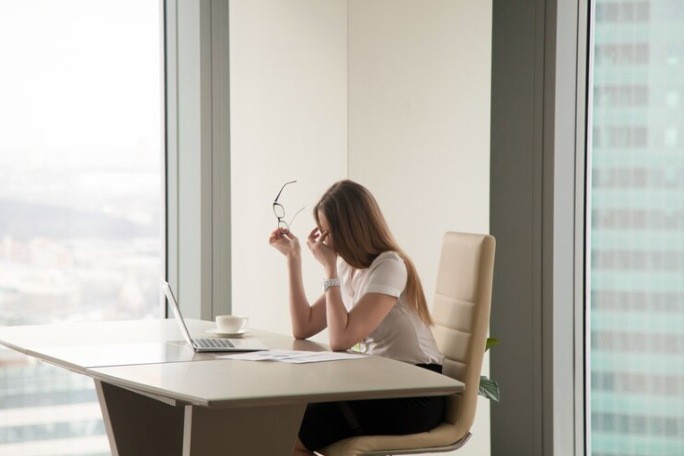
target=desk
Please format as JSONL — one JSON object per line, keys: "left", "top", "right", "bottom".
{"left": 0, "top": 319, "right": 464, "bottom": 456}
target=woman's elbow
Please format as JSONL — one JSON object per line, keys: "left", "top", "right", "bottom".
{"left": 329, "top": 342, "right": 349, "bottom": 351}
{"left": 329, "top": 337, "right": 355, "bottom": 352}
{"left": 292, "top": 328, "right": 309, "bottom": 340}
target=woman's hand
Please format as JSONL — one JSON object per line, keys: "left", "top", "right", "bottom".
{"left": 269, "top": 228, "right": 301, "bottom": 258}
{"left": 306, "top": 227, "right": 337, "bottom": 274}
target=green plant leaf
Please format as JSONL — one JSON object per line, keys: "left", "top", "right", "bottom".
{"left": 479, "top": 375, "right": 500, "bottom": 402}
{"left": 485, "top": 337, "right": 499, "bottom": 352}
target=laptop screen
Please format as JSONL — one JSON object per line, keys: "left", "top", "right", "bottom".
{"left": 162, "top": 281, "right": 196, "bottom": 348}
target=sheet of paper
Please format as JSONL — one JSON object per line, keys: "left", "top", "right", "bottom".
{"left": 216, "top": 349, "right": 366, "bottom": 364}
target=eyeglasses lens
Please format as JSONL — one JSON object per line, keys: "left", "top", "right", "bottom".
{"left": 273, "top": 203, "right": 285, "bottom": 219}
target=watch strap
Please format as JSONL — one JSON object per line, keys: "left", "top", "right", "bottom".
{"left": 322, "top": 277, "right": 341, "bottom": 292}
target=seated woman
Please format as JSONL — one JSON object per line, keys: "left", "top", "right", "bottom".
{"left": 269, "top": 179, "right": 445, "bottom": 456}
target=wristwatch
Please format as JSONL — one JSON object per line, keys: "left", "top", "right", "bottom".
{"left": 322, "top": 278, "right": 341, "bottom": 292}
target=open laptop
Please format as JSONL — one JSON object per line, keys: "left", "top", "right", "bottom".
{"left": 162, "top": 281, "right": 267, "bottom": 353}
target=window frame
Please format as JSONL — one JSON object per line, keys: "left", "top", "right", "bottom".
{"left": 164, "top": 0, "right": 231, "bottom": 320}
{"left": 490, "top": 0, "right": 589, "bottom": 454}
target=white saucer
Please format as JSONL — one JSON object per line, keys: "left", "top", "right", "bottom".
{"left": 206, "top": 328, "right": 249, "bottom": 338}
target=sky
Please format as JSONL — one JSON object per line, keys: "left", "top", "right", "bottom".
{"left": 0, "top": 0, "right": 162, "bottom": 169}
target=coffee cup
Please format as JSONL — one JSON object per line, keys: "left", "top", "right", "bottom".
{"left": 215, "top": 315, "right": 248, "bottom": 333}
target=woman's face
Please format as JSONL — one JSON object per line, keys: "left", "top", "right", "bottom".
{"left": 317, "top": 211, "right": 335, "bottom": 252}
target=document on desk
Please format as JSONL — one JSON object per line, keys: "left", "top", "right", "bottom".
{"left": 216, "top": 349, "right": 366, "bottom": 364}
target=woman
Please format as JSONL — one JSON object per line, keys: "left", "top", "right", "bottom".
{"left": 269, "top": 180, "right": 445, "bottom": 456}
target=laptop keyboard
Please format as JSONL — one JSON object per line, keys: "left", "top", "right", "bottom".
{"left": 195, "top": 338, "right": 235, "bottom": 349}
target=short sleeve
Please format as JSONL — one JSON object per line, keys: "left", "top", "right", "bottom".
{"left": 364, "top": 252, "right": 408, "bottom": 298}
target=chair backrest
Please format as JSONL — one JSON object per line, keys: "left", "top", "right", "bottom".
{"left": 430, "top": 232, "right": 495, "bottom": 441}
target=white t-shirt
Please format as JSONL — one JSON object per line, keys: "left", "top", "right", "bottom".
{"left": 338, "top": 251, "right": 444, "bottom": 365}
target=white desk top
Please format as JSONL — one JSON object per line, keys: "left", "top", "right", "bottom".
{"left": 0, "top": 319, "right": 231, "bottom": 352}
{"left": 0, "top": 319, "right": 464, "bottom": 409}
{"left": 88, "top": 354, "right": 461, "bottom": 408}
{"left": 0, "top": 319, "right": 329, "bottom": 372}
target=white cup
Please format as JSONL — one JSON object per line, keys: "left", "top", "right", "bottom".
{"left": 215, "top": 315, "right": 248, "bottom": 333}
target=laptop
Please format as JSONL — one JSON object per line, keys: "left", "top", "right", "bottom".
{"left": 162, "top": 281, "right": 267, "bottom": 353}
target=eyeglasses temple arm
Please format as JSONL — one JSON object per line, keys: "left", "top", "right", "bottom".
{"left": 288, "top": 206, "right": 305, "bottom": 227}
{"left": 274, "top": 180, "right": 297, "bottom": 203}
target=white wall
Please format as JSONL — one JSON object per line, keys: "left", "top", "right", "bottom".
{"left": 229, "top": 0, "right": 347, "bottom": 340}
{"left": 230, "top": 1, "right": 492, "bottom": 454}
{"left": 347, "top": 1, "right": 492, "bottom": 454}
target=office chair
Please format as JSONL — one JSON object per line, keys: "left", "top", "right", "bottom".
{"left": 318, "top": 232, "right": 496, "bottom": 456}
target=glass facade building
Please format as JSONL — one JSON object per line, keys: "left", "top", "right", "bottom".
{"left": 590, "top": 1, "right": 684, "bottom": 455}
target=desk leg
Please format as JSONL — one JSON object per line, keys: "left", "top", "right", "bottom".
{"left": 95, "top": 380, "right": 306, "bottom": 456}
{"left": 182, "top": 402, "right": 306, "bottom": 456}
{"left": 96, "top": 380, "right": 185, "bottom": 456}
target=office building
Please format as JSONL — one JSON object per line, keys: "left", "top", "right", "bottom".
{"left": 590, "top": 1, "right": 684, "bottom": 455}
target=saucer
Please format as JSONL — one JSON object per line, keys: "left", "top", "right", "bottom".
{"left": 206, "top": 328, "right": 249, "bottom": 338}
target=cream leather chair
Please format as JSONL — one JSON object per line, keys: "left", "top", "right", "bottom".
{"left": 318, "top": 232, "right": 496, "bottom": 456}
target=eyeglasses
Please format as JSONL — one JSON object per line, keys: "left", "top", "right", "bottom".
{"left": 273, "top": 180, "right": 305, "bottom": 233}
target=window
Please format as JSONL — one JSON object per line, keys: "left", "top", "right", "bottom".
{"left": 595, "top": 1, "right": 651, "bottom": 22}
{"left": 0, "top": 1, "right": 163, "bottom": 455}
{"left": 594, "top": 43, "right": 649, "bottom": 65}
{"left": 588, "top": 1, "right": 684, "bottom": 455}
{"left": 594, "top": 85, "right": 649, "bottom": 107}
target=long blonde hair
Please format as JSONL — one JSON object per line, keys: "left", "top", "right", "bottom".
{"left": 314, "top": 180, "right": 433, "bottom": 326}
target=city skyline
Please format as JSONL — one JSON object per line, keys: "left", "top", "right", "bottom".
{"left": 0, "top": 2, "right": 163, "bottom": 454}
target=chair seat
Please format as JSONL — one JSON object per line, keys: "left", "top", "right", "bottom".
{"left": 318, "top": 422, "right": 470, "bottom": 456}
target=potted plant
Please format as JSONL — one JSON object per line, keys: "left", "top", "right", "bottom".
{"left": 479, "top": 337, "right": 501, "bottom": 402}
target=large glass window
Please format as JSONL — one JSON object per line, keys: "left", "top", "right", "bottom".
{"left": 0, "top": 1, "right": 163, "bottom": 454}
{"left": 588, "top": 1, "right": 684, "bottom": 455}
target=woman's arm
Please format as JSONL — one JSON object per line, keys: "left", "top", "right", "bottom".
{"left": 308, "top": 228, "right": 399, "bottom": 351}
{"left": 270, "top": 229, "right": 327, "bottom": 339}
{"left": 285, "top": 251, "right": 327, "bottom": 339}
{"left": 324, "top": 284, "right": 397, "bottom": 351}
